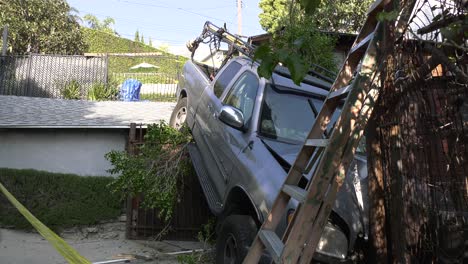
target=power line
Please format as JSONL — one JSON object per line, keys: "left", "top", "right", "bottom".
{"left": 120, "top": 0, "right": 233, "bottom": 12}
{"left": 119, "top": 0, "right": 237, "bottom": 25}
{"left": 79, "top": 10, "right": 200, "bottom": 33}
{"left": 117, "top": 0, "right": 262, "bottom": 30}
{"left": 117, "top": 33, "right": 186, "bottom": 44}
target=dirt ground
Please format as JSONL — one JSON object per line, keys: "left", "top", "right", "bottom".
{"left": 0, "top": 223, "right": 211, "bottom": 264}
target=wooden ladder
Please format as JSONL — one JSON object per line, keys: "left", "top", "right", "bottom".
{"left": 243, "top": 0, "right": 393, "bottom": 263}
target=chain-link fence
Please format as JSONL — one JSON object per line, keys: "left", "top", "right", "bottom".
{"left": 0, "top": 53, "right": 184, "bottom": 101}
{"left": 367, "top": 0, "right": 467, "bottom": 262}
{"left": 0, "top": 54, "right": 107, "bottom": 99}
{"left": 109, "top": 54, "right": 182, "bottom": 101}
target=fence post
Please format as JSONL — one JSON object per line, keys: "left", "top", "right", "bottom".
{"left": 176, "top": 55, "right": 180, "bottom": 98}
{"left": 25, "top": 53, "right": 33, "bottom": 96}
{"left": 104, "top": 53, "right": 109, "bottom": 85}
{"left": 126, "top": 123, "right": 137, "bottom": 239}
{"left": 0, "top": 25, "right": 7, "bottom": 94}
{"left": 2, "top": 25, "right": 8, "bottom": 56}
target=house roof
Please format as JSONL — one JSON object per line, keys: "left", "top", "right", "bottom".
{"left": 0, "top": 96, "right": 175, "bottom": 129}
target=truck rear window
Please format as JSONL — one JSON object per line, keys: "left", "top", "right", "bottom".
{"left": 213, "top": 62, "right": 242, "bottom": 98}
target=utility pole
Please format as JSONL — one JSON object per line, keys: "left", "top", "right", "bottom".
{"left": 237, "top": 0, "right": 242, "bottom": 35}
{"left": 2, "top": 25, "right": 8, "bottom": 56}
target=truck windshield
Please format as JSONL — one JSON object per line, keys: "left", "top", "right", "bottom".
{"left": 259, "top": 84, "right": 325, "bottom": 144}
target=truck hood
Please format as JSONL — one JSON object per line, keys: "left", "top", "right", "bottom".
{"left": 261, "top": 137, "right": 369, "bottom": 250}
{"left": 261, "top": 138, "right": 300, "bottom": 167}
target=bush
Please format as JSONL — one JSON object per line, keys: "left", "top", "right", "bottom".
{"left": 61, "top": 79, "right": 81, "bottom": 100}
{"left": 106, "top": 122, "right": 192, "bottom": 223}
{"left": 0, "top": 168, "right": 121, "bottom": 230}
{"left": 87, "top": 82, "right": 119, "bottom": 101}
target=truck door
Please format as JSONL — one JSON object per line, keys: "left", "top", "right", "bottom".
{"left": 207, "top": 70, "right": 259, "bottom": 196}
{"left": 192, "top": 61, "right": 242, "bottom": 196}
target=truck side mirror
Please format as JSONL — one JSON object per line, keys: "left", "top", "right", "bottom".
{"left": 218, "top": 105, "right": 245, "bottom": 131}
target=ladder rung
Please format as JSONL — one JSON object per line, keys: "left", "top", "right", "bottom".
{"left": 282, "top": 184, "right": 307, "bottom": 203}
{"left": 305, "top": 139, "right": 328, "bottom": 147}
{"left": 258, "top": 230, "right": 284, "bottom": 263}
{"left": 328, "top": 85, "right": 351, "bottom": 100}
{"left": 350, "top": 32, "right": 374, "bottom": 54}
{"left": 367, "top": 0, "right": 385, "bottom": 15}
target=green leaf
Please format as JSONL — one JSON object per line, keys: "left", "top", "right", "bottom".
{"left": 276, "top": 48, "right": 290, "bottom": 62}
{"left": 293, "top": 36, "right": 305, "bottom": 48}
{"left": 257, "top": 55, "right": 278, "bottom": 79}
{"left": 299, "top": 0, "right": 321, "bottom": 15}
{"left": 441, "top": 27, "right": 456, "bottom": 41}
{"left": 285, "top": 53, "right": 307, "bottom": 85}
{"left": 376, "top": 10, "right": 399, "bottom": 22}
{"left": 253, "top": 44, "right": 272, "bottom": 61}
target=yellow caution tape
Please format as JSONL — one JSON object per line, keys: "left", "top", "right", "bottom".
{"left": 0, "top": 182, "right": 91, "bottom": 264}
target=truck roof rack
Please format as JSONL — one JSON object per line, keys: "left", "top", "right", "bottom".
{"left": 273, "top": 66, "right": 332, "bottom": 91}
{"left": 188, "top": 21, "right": 336, "bottom": 86}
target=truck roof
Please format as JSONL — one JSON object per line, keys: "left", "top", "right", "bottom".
{"left": 233, "top": 56, "right": 331, "bottom": 99}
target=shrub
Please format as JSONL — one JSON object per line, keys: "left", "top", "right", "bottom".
{"left": 62, "top": 79, "right": 81, "bottom": 100}
{"left": 0, "top": 168, "right": 121, "bottom": 230}
{"left": 87, "top": 82, "right": 119, "bottom": 101}
{"left": 106, "top": 122, "right": 192, "bottom": 223}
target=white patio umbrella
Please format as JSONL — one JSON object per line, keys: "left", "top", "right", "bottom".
{"left": 129, "top": 62, "right": 159, "bottom": 70}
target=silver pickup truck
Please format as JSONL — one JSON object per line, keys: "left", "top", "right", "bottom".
{"left": 170, "top": 56, "right": 369, "bottom": 264}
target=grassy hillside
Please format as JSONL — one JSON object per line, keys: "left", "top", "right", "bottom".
{"left": 81, "top": 28, "right": 187, "bottom": 77}
{"left": 82, "top": 27, "right": 160, "bottom": 53}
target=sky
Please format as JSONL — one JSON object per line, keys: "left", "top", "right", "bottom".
{"left": 68, "top": 0, "right": 266, "bottom": 55}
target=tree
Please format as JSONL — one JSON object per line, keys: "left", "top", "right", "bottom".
{"left": 148, "top": 37, "right": 153, "bottom": 47}
{"left": 158, "top": 43, "right": 170, "bottom": 53}
{"left": 312, "top": 0, "right": 373, "bottom": 33}
{"left": 0, "top": 0, "right": 87, "bottom": 54}
{"left": 259, "top": 0, "right": 373, "bottom": 34}
{"left": 83, "top": 14, "right": 116, "bottom": 35}
{"left": 255, "top": 0, "right": 339, "bottom": 84}
{"left": 134, "top": 30, "right": 140, "bottom": 42}
{"left": 140, "top": 34, "right": 144, "bottom": 44}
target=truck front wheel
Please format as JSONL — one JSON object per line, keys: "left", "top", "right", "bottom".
{"left": 216, "top": 215, "right": 257, "bottom": 264}
{"left": 169, "top": 97, "right": 187, "bottom": 130}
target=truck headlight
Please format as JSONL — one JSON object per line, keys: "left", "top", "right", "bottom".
{"left": 315, "top": 223, "right": 348, "bottom": 260}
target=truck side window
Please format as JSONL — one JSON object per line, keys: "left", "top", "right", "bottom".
{"left": 213, "top": 62, "right": 242, "bottom": 98}
{"left": 224, "top": 71, "right": 259, "bottom": 126}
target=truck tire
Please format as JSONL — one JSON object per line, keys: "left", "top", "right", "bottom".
{"left": 169, "top": 97, "right": 187, "bottom": 130}
{"left": 216, "top": 215, "right": 257, "bottom": 264}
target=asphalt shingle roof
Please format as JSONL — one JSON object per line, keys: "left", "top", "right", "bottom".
{"left": 0, "top": 96, "right": 176, "bottom": 128}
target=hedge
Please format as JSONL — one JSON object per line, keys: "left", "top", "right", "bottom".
{"left": 81, "top": 28, "right": 188, "bottom": 77}
{"left": 0, "top": 168, "right": 121, "bottom": 230}
{"left": 82, "top": 27, "right": 159, "bottom": 53}
{"left": 108, "top": 55, "right": 184, "bottom": 75}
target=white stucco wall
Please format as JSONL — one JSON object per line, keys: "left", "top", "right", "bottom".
{"left": 0, "top": 129, "right": 127, "bottom": 176}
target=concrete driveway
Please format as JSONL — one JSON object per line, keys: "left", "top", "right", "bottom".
{"left": 0, "top": 228, "right": 211, "bottom": 264}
